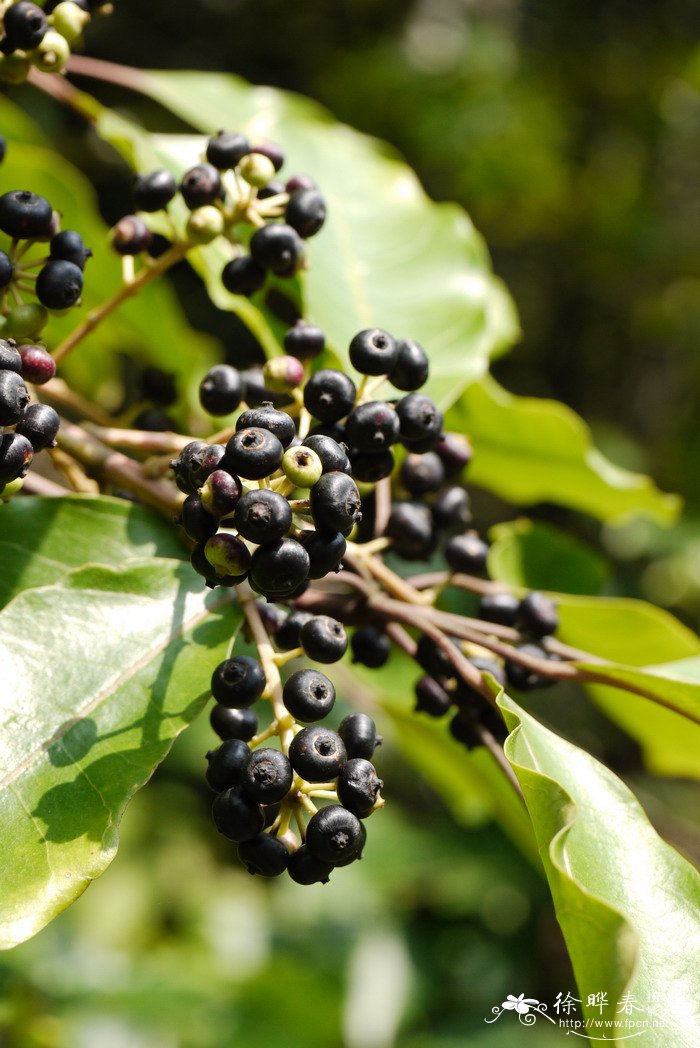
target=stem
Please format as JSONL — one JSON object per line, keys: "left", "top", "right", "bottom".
{"left": 237, "top": 590, "right": 295, "bottom": 753}
{"left": 39, "top": 377, "right": 114, "bottom": 426}
{"left": 56, "top": 417, "right": 184, "bottom": 516}
{"left": 52, "top": 242, "right": 191, "bottom": 365}
{"left": 82, "top": 423, "right": 192, "bottom": 455}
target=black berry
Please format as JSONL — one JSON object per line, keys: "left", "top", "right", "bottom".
{"left": 287, "top": 844, "right": 333, "bottom": 885}
{"left": 240, "top": 748, "right": 293, "bottom": 803}
{"left": 337, "top": 713, "right": 381, "bottom": 760}
{"left": 300, "top": 615, "right": 348, "bottom": 663}
{"left": 400, "top": 452, "right": 445, "bottom": 495}
{"left": 111, "top": 215, "right": 153, "bottom": 255}
{"left": 133, "top": 170, "right": 177, "bottom": 212}
{"left": 396, "top": 393, "right": 443, "bottom": 446}
{"left": 0, "top": 339, "right": 21, "bottom": 372}
{"left": 223, "top": 427, "right": 283, "bottom": 480}
{"left": 349, "top": 449, "right": 395, "bottom": 483}
{"left": 289, "top": 726, "right": 347, "bottom": 781}
{"left": 444, "top": 531, "right": 488, "bottom": 574}
{"left": 283, "top": 320, "right": 325, "bottom": 359}
{"left": 238, "top": 833, "right": 289, "bottom": 877}
{"left": 171, "top": 441, "right": 225, "bottom": 494}
{"left": 236, "top": 403, "right": 296, "bottom": 448}
{"left": 518, "top": 591, "right": 559, "bottom": 637}
{"left": 249, "top": 223, "right": 304, "bottom": 277}
{"left": 432, "top": 486, "right": 471, "bottom": 532}
{"left": 0, "top": 371, "right": 29, "bottom": 426}
{"left": 221, "top": 256, "right": 266, "bottom": 296}
{"left": 306, "top": 805, "right": 362, "bottom": 864}
{"left": 344, "top": 401, "right": 399, "bottom": 453}
{"left": 389, "top": 338, "right": 429, "bottom": 391}
{"left": 210, "top": 703, "right": 258, "bottom": 742}
{"left": 285, "top": 188, "right": 326, "bottom": 238}
{"left": 0, "top": 251, "right": 12, "bottom": 289}
{"left": 298, "top": 528, "right": 346, "bottom": 578}
{"left": 35, "top": 260, "right": 83, "bottom": 310}
{"left": 179, "top": 494, "right": 218, "bottom": 543}
{"left": 0, "top": 190, "right": 53, "bottom": 240}
{"left": 505, "top": 644, "right": 557, "bottom": 691}
{"left": 301, "top": 434, "right": 350, "bottom": 474}
{"left": 337, "top": 759, "right": 383, "bottom": 818}
{"left": 2, "top": 2, "right": 47, "bottom": 50}
{"left": 436, "top": 432, "right": 472, "bottom": 475}
{"left": 15, "top": 402, "right": 59, "bottom": 452}
{"left": 385, "top": 500, "right": 435, "bottom": 559}
{"left": 303, "top": 368, "right": 356, "bottom": 423}
{"left": 0, "top": 432, "right": 33, "bottom": 483}
{"left": 249, "top": 537, "right": 310, "bottom": 597}
{"left": 199, "top": 469, "right": 242, "bottom": 518}
{"left": 283, "top": 668, "right": 336, "bottom": 722}
{"left": 348, "top": 328, "right": 398, "bottom": 376}
{"left": 205, "top": 738, "right": 251, "bottom": 792}
{"left": 211, "top": 655, "right": 266, "bottom": 708}
{"left": 479, "top": 592, "right": 520, "bottom": 627}
{"left": 206, "top": 130, "right": 250, "bottom": 169}
{"left": 274, "top": 610, "right": 313, "bottom": 650}
{"left": 414, "top": 675, "right": 452, "bottom": 717}
{"left": 233, "top": 488, "right": 292, "bottom": 544}
{"left": 350, "top": 626, "right": 390, "bottom": 669}
{"left": 212, "top": 787, "right": 264, "bottom": 842}
{"left": 199, "top": 364, "right": 243, "bottom": 416}
{"left": 310, "top": 471, "right": 362, "bottom": 534}
{"left": 180, "top": 163, "right": 222, "bottom": 209}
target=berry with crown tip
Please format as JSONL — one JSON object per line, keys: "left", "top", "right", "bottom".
{"left": 35, "top": 260, "right": 83, "bottom": 309}
{"left": 17, "top": 343, "right": 55, "bottom": 385}
{"left": 282, "top": 445, "right": 323, "bottom": 488}
{"left": 436, "top": 432, "right": 472, "bottom": 475}
{"left": 283, "top": 320, "right": 325, "bottom": 359}
{"left": 233, "top": 489, "right": 292, "bottom": 545}
{"left": 15, "top": 402, "right": 59, "bottom": 452}
{"left": 211, "top": 655, "right": 266, "bottom": 708}
{"left": 240, "top": 748, "right": 293, "bottom": 803}
{"left": 212, "top": 787, "right": 264, "bottom": 842}
{"left": 263, "top": 355, "right": 305, "bottom": 393}
{"left": 50, "top": 229, "right": 91, "bottom": 270}
{"left": 337, "top": 759, "right": 383, "bottom": 818}
{"left": 0, "top": 371, "right": 29, "bottom": 426}
{"left": 221, "top": 255, "right": 266, "bottom": 296}
{"left": 206, "top": 130, "right": 250, "bottom": 170}
{"left": 285, "top": 188, "right": 326, "bottom": 238}
{"left": 274, "top": 609, "right": 312, "bottom": 651}
{"left": 389, "top": 337, "right": 429, "bottom": 391}
{"left": 344, "top": 401, "right": 399, "bottom": 453}
{"left": 179, "top": 494, "right": 218, "bottom": 543}
{"left": 238, "top": 833, "right": 289, "bottom": 877}
{"left": 199, "top": 363, "right": 243, "bottom": 416}
{"left": 133, "top": 169, "right": 177, "bottom": 212}
{"left": 306, "top": 805, "right": 362, "bottom": 864}
{"left": 432, "top": 486, "right": 471, "bottom": 532}
{"left": 401, "top": 451, "right": 445, "bottom": 495}
{"left": 0, "top": 250, "right": 12, "bottom": 289}
{"left": 396, "top": 393, "right": 442, "bottom": 446}
{"left": 479, "top": 592, "right": 520, "bottom": 627}
{"left": 310, "top": 471, "right": 362, "bottom": 535}
{"left": 350, "top": 626, "right": 390, "bottom": 669}
{"left": 0, "top": 339, "right": 21, "bottom": 372}
{"left": 236, "top": 403, "right": 296, "bottom": 448}
{"left": 0, "top": 189, "right": 52, "bottom": 239}
{"left": 518, "top": 591, "right": 559, "bottom": 637}
{"left": 223, "top": 427, "right": 283, "bottom": 480}
{"left": 171, "top": 441, "right": 225, "bottom": 494}
{"left": 249, "top": 223, "right": 304, "bottom": 277}
{"left": 337, "top": 713, "right": 381, "bottom": 760}
{"left": 289, "top": 726, "right": 347, "bottom": 781}
{"left": 385, "top": 500, "right": 435, "bottom": 559}
{"left": 3, "top": 1, "right": 47, "bottom": 49}
{"left": 180, "top": 163, "right": 222, "bottom": 209}
{"left": 111, "top": 215, "right": 152, "bottom": 255}
{"left": 199, "top": 469, "right": 242, "bottom": 519}
{"left": 204, "top": 533, "right": 251, "bottom": 579}
{"left": 414, "top": 675, "right": 452, "bottom": 717}
{"left": 205, "top": 738, "right": 251, "bottom": 792}
{"left": 283, "top": 668, "right": 336, "bottom": 722}
{"left": 0, "top": 432, "right": 33, "bottom": 483}
{"left": 298, "top": 528, "right": 346, "bottom": 578}
{"left": 287, "top": 844, "right": 332, "bottom": 885}
{"left": 349, "top": 328, "right": 398, "bottom": 376}
{"left": 300, "top": 615, "right": 348, "bottom": 664}
{"left": 301, "top": 434, "right": 350, "bottom": 474}
{"left": 210, "top": 703, "right": 258, "bottom": 742}
{"left": 444, "top": 531, "right": 488, "bottom": 575}
{"left": 249, "top": 537, "right": 310, "bottom": 598}
{"left": 303, "top": 368, "right": 356, "bottom": 423}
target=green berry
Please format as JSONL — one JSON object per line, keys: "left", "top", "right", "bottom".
{"left": 0, "top": 54, "right": 31, "bottom": 85}
{"left": 48, "top": 1, "right": 88, "bottom": 44}
{"left": 282, "top": 445, "right": 323, "bottom": 488}
{"left": 31, "top": 30, "right": 71, "bottom": 73}
{"left": 239, "top": 152, "right": 276, "bottom": 188}
{"left": 204, "top": 533, "right": 251, "bottom": 578}
{"left": 262, "top": 355, "right": 304, "bottom": 393}
{"left": 3, "top": 303, "right": 48, "bottom": 339}
{"left": 186, "top": 205, "right": 224, "bottom": 244}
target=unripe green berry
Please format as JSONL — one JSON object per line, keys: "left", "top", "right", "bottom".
{"left": 282, "top": 445, "right": 323, "bottom": 488}
{"left": 31, "top": 30, "right": 71, "bottom": 73}
{"left": 239, "top": 152, "right": 276, "bottom": 188}
{"left": 262, "top": 354, "right": 304, "bottom": 393}
{"left": 0, "top": 54, "right": 31, "bottom": 85}
{"left": 186, "top": 205, "right": 224, "bottom": 244}
{"left": 4, "top": 304, "right": 48, "bottom": 339}
{"left": 49, "top": 1, "right": 89, "bottom": 45}
{"left": 204, "top": 533, "right": 251, "bottom": 578}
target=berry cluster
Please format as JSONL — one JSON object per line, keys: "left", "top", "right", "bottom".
{"left": 112, "top": 130, "right": 326, "bottom": 299}
{"left": 0, "top": 0, "right": 110, "bottom": 83}
{"left": 0, "top": 179, "right": 91, "bottom": 342}
{"left": 206, "top": 620, "right": 383, "bottom": 883}
{"left": 0, "top": 337, "right": 60, "bottom": 496}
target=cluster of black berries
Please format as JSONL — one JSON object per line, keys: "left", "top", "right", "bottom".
{"left": 0, "top": 0, "right": 108, "bottom": 83}
{"left": 205, "top": 613, "right": 383, "bottom": 883}
{"left": 0, "top": 182, "right": 91, "bottom": 342}
{"left": 112, "top": 130, "right": 326, "bottom": 297}
{"left": 0, "top": 337, "right": 60, "bottom": 496}
{"left": 413, "top": 591, "right": 560, "bottom": 748}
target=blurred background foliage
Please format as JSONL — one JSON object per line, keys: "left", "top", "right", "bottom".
{"left": 3, "top": 1, "right": 700, "bottom": 1045}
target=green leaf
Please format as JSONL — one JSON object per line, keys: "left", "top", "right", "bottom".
{"left": 450, "top": 373, "right": 679, "bottom": 524}
{"left": 0, "top": 559, "right": 240, "bottom": 949}
{"left": 501, "top": 693, "right": 700, "bottom": 1045}
{"left": 488, "top": 518, "right": 610, "bottom": 594}
{"left": 86, "top": 70, "right": 519, "bottom": 408}
{"left": 558, "top": 596, "right": 700, "bottom": 779}
{"left": 0, "top": 495, "right": 185, "bottom": 608}
{"left": 0, "top": 95, "right": 218, "bottom": 422}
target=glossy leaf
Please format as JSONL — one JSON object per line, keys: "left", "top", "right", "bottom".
{"left": 501, "top": 693, "right": 700, "bottom": 1044}
{"left": 451, "top": 373, "right": 679, "bottom": 524}
{"left": 0, "top": 559, "right": 240, "bottom": 949}
{"left": 85, "top": 70, "right": 519, "bottom": 407}
{"left": 488, "top": 518, "right": 610, "bottom": 594}
{"left": 0, "top": 495, "right": 184, "bottom": 608}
